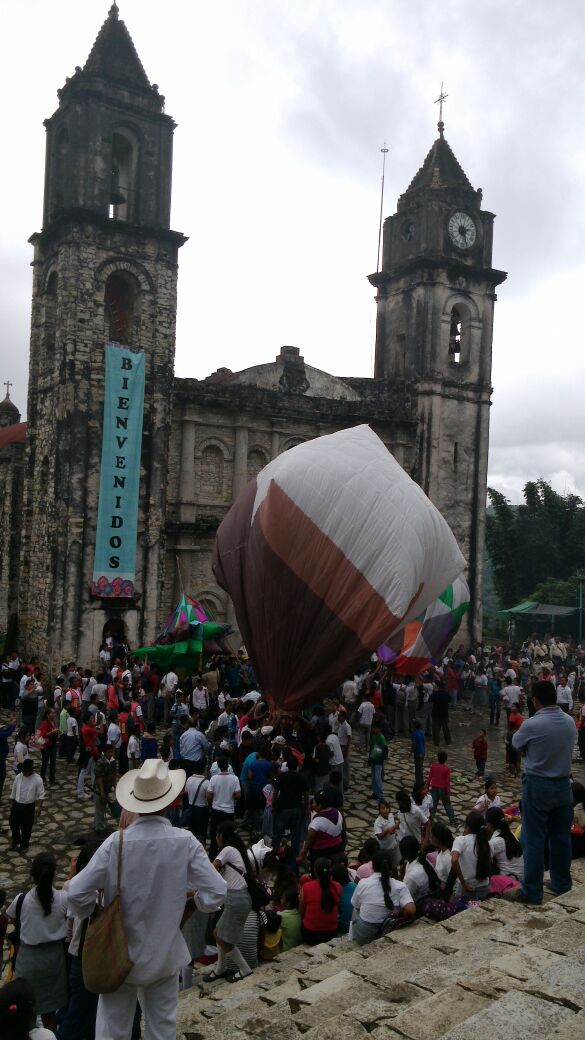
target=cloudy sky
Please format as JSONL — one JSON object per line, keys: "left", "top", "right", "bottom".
{"left": 2, "top": 0, "right": 584, "bottom": 503}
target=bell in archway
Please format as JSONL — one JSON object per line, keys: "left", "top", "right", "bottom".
{"left": 109, "top": 164, "right": 126, "bottom": 206}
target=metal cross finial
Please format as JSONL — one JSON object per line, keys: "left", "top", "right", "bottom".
{"left": 435, "top": 82, "right": 448, "bottom": 137}
{"left": 3, "top": 380, "right": 12, "bottom": 398}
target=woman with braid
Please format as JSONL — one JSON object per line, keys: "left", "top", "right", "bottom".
{"left": 350, "top": 850, "right": 415, "bottom": 945}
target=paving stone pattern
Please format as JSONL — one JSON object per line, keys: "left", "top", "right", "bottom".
{"left": 1, "top": 701, "right": 583, "bottom": 896}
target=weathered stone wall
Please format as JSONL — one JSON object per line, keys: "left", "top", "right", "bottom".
{"left": 19, "top": 221, "right": 182, "bottom": 669}
{"left": 0, "top": 444, "right": 24, "bottom": 644}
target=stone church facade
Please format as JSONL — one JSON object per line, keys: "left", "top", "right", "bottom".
{"left": 2, "top": 6, "right": 506, "bottom": 669}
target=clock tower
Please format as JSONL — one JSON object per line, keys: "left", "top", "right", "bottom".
{"left": 369, "top": 121, "right": 506, "bottom": 640}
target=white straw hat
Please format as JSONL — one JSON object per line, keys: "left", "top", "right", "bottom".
{"left": 115, "top": 759, "right": 186, "bottom": 814}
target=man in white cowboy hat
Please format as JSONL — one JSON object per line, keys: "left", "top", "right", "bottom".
{"left": 68, "top": 759, "right": 227, "bottom": 1040}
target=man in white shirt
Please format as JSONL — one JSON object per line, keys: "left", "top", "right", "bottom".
{"left": 206, "top": 754, "right": 241, "bottom": 857}
{"left": 191, "top": 680, "right": 209, "bottom": 713}
{"left": 336, "top": 708, "right": 352, "bottom": 790}
{"left": 160, "top": 671, "right": 179, "bottom": 724}
{"left": 358, "top": 694, "right": 376, "bottom": 751}
{"left": 501, "top": 682, "right": 522, "bottom": 716}
{"left": 68, "top": 760, "right": 226, "bottom": 1040}
{"left": 9, "top": 758, "right": 45, "bottom": 851}
{"left": 341, "top": 678, "right": 358, "bottom": 709}
{"left": 325, "top": 730, "right": 344, "bottom": 768}
{"left": 556, "top": 676, "right": 573, "bottom": 714}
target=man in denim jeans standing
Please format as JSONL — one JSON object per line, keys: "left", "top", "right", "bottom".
{"left": 506, "top": 679, "right": 575, "bottom": 904}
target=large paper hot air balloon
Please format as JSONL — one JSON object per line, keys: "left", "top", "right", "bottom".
{"left": 377, "top": 574, "right": 470, "bottom": 674}
{"left": 212, "top": 425, "right": 466, "bottom": 713}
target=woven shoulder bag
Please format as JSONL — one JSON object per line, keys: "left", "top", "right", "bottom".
{"left": 82, "top": 828, "right": 134, "bottom": 994}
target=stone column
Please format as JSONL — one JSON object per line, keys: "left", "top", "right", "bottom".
{"left": 271, "top": 428, "right": 280, "bottom": 459}
{"left": 179, "top": 418, "right": 196, "bottom": 523}
{"left": 233, "top": 425, "right": 248, "bottom": 498}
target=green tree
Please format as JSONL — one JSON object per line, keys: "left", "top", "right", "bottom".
{"left": 486, "top": 480, "right": 585, "bottom": 608}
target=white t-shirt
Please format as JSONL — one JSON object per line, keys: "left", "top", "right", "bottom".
{"left": 186, "top": 774, "right": 210, "bottom": 807}
{"left": 336, "top": 720, "right": 352, "bottom": 748}
{"left": 215, "top": 845, "right": 248, "bottom": 890}
{"left": 127, "top": 734, "right": 140, "bottom": 758}
{"left": 403, "top": 860, "right": 430, "bottom": 902}
{"left": 13, "top": 740, "right": 29, "bottom": 771}
{"left": 489, "top": 831, "right": 524, "bottom": 880}
{"left": 7, "top": 888, "right": 68, "bottom": 943}
{"left": 358, "top": 701, "right": 376, "bottom": 726}
{"left": 31, "top": 1027, "right": 58, "bottom": 1040}
{"left": 433, "top": 849, "right": 452, "bottom": 883}
{"left": 351, "top": 874, "right": 413, "bottom": 923}
{"left": 374, "top": 813, "right": 398, "bottom": 852}
{"left": 341, "top": 679, "right": 357, "bottom": 705}
{"left": 473, "top": 793, "right": 501, "bottom": 814}
{"left": 67, "top": 716, "right": 79, "bottom": 738}
{"left": 405, "top": 683, "right": 418, "bottom": 704}
{"left": 398, "top": 803, "right": 426, "bottom": 842}
{"left": 326, "top": 733, "right": 344, "bottom": 765}
{"left": 11, "top": 772, "right": 45, "bottom": 804}
{"left": 208, "top": 771, "right": 241, "bottom": 812}
{"left": 162, "top": 671, "right": 178, "bottom": 693}
{"left": 107, "top": 722, "right": 122, "bottom": 749}
{"left": 556, "top": 684, "right": 573, "bottom": 708}
{"left": 501, "top": 684, "right": 522, "bottom": 708}
{"left": 452, "top": 833, "right": 485, "bottom": 888}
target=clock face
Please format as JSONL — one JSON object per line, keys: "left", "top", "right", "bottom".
{"left": 448, "top": 211, "right": 476, "bottom": 249}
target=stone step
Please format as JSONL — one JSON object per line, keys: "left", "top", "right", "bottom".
{"left": 175, "top": 865, "right": 585, "bottom": 1040}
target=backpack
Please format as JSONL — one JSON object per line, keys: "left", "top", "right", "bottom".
{"left": 6, "top": 892, "right": 25, "bottom": 979}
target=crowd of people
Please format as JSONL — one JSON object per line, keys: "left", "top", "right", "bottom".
{"left": 0, "top": 633, "right": 583, "bottom": 1039}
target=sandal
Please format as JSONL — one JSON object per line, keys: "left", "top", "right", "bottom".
{"left": 227, "top": 970, "right": 252, "bottom": 983}
{"left": 202, "top": 969, "right": 231, "bottom": 982}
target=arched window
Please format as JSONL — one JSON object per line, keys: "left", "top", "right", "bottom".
{"left": 109, "top": 128, "right": 139, "bottom": 221}
{"left": 104, "top": 271, "right": 139, "bottom": 345}
{"left": 44, "top": 272, "right": 58, "bottom": 353}
{"left": 247, "top": 448, "right": 268, "bottom": 482}
{"left": 448, "top": 304, "right": 470, "bottom": 365}
{"left": 200, "top": 445, "right": 225, "bottom": 498}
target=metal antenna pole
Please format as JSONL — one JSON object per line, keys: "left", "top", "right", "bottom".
{"left": 376, "top": 143, "right": 389, "bottom": 273}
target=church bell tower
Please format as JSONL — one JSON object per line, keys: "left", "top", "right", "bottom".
{"left": 369, "top": 117, "right": 506, "bottom": 640}
{"left": 19, "top": 4, "right": 186, "bottom": 663}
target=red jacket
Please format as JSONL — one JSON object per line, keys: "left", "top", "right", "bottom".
{"left": 427, "top": 761, "right": 451, "bottom": 795}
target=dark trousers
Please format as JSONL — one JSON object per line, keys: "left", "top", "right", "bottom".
{"left": 432, "top": 718, "right": 451, "bottom": 745}
{"left": 0, "top": 756, "right": 6, "bottom": 802}
{"left": 475, "top": 757, "right": 486, "bottom": 776}
{"left": 521, "top": 775, "right": 573, "bottom": 903}
{"left": 41, "top": 742, "right": 57, "bottom": 783}
{"left": 10, "top": 801, "right": 35, "bottom": 848}
{"left": 64, "top": 735, "right": 78, "bottom": 764}
{"left": 209, "top": 808, "right": 234, "bottom": 859}
{"left": 273, "top": 807, "right": 303, "bottom": 857}
{"left": 413, "top": 754, "right": 425, "bottom": 786}
{"left": 58, "top": 954, "right": 99, "bottom": 1040}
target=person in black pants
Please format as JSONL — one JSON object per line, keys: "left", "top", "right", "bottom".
{"left": 430, "top": 685, "right": 451, "bottom": 746}
{"left": 9, "top": 758, "right": 45, "bottom": 851}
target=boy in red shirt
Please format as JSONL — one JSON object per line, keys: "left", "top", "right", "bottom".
{"left": 471, "top": 728, "right": 488, "bottom": 779}
{"left": 426, "top": 750, "right": 456, "bottom": 825}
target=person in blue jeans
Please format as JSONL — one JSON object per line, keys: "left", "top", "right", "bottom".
{"left": 369, "top": 722, "right": 388, "bottom": 801}
{"left": 505, "top": 679, "right": 576, "bottom": 905}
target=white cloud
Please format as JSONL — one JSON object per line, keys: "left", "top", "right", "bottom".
{"left": 2, "top": 0, "right": 585, "bottom": 505}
